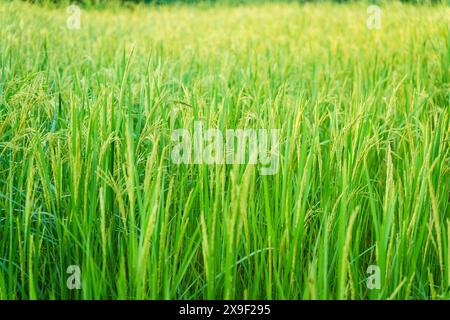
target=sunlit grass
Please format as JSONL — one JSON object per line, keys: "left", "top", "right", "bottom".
{"left": 0, "top": 1, "right": 449, "bottom": 299}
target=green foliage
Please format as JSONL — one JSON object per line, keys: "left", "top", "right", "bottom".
{"left": 18, "top": 0, "right": 450, "bottom": 7}
{"left": 0, "top": 1, "right": 449, "bottom": 299}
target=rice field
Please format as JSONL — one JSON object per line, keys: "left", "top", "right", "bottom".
{"left": 0, "top": 0, "right": 449, "bottom": 299}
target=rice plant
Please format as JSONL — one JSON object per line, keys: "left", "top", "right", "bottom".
{"left": 0, "top": 0, "right": 449, "bottom": 299}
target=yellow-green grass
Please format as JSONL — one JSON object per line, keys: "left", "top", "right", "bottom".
{"left": 0, "top": 1, "right": 449, "bottom": 299}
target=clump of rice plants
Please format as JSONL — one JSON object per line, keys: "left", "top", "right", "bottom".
{"left": 0, "top": 1, "right": 448, "bottom": 299}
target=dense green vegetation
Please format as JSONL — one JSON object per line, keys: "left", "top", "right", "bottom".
{"left": 0, "top": 1, "right": 449, "bottom": 299}
{"left": 21, "top": 0, "right": 450, "bottom": 7}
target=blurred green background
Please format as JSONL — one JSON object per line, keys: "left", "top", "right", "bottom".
{"left": 18, "top": 0, "right": 450, "bottom": 7}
